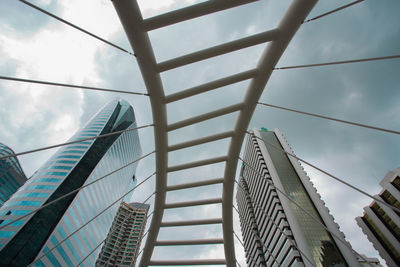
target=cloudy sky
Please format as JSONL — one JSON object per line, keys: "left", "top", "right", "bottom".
{"left": 0, "top": 0, "right": 399, "bottom": 266}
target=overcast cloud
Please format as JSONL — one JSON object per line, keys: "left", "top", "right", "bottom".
{"left": 0, "top": 0, "right": 399, "bottom": 266}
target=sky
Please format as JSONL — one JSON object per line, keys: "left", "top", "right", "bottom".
{"left": 0, "top": 0, "right": 399, "bottom": 266}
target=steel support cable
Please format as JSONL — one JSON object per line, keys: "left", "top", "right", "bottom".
{"left": 232, "top": 231, "right": 244, "bottom": 248}
{"left": 232, "top": 204, "right": 281, "bottom": 267}
{"left": 135, "top": 212, "right": 154, "bottom": 259}
{"left": 77, "top": 239, "right": 105, "bottom": 267}
{"left": 18, "top": 0, "right": 135, "bottom": 56}
{"left": 0, "top": 152, "right": 155, "bottom": 230}
{"left": 232, "top": 230, "right": 271, "bottom": 267}
{"left": 233, "top": 184, "right": 316, "bottom": 267}
{"left": 239, "top": 157, "right": 374, "bottom": 267}
{"left": 0, "top": 124, "right": 154, "bottom": 161}
{"left": 246, "top": 131, "right": 400, "bottom": 214}
{"left": 257, "top": 102, "right": 400, "bottom": 135}
{"left": 30, "top": 188, "right": 156, "bottom": 266}
{"left": 233, "top": 198, "right": 313, "bottom": 267}
{"left": 0, "top": 76, "right": 149, "bottom": 96}
{"left": 135, "top": 230, "right": 150, "bottom": 258}
{"left": 302, "top": 0, "right": 364, "bottom": 24}
{"left": 129, "top": 201, "right": 153, "bottom": 266}
{"left": 274, "top": 54, "right": 400, "bottom": 70}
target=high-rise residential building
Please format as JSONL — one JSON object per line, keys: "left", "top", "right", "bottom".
{"left": 96, "top": 201, "right": 150, "bottom": 266}
{"left": 236, "top": 128, "right": 360, "bottom": 267}
{"left": 0, "top": 99, "right": 142, "bottom": 266}
{"left": 0, "top": 143, "right": 27, "bottom": 207}
{"left": 356, "top": 254, "right": 382, "bottom": 267}
{"left": 356, "top": 168, "right": 400, "bottom": 266}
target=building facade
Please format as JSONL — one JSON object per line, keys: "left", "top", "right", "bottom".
{"left": 96, "top": 202, "right": 150, "bottom": 266}
{"left": 0, "top": 99, "right": 142, "bottom": 266}
{"left": 356, "top": 168, "right": 400, "bottom": 267}
{"left": 236, "top": 128, "right": 360, "bottom": 267}
{"left": 0, "top": 143, "right": 27, "bottom": 207}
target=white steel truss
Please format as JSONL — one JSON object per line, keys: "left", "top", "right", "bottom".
{"left": 112, "top": 0, "right": 318, "bottom": 265}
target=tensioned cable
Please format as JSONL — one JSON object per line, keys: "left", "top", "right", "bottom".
{"left": 232, "top": 210, "right": 268, "bottom": 267}
{"left": 258, "top": 102, "right": 399, "bottom": 135}
{"left": 135, "top": 230, "right": 149, "bottom": 258}
{"left": 130, "top": 202, "right": 152, "bottom": 265}
{"left": 30, "top": 187, "right": 156, "bottom": 265}
{"left": 246, "top": 131, "right": 400, "bottom": 214}
{"left": 135, "top": 212, "right": 154, "bottom": 260}
{"left": 302, "top": 0, "right": 364, "bottom": 24}
{"left": 239, "top": 157, "right": 374, "bottom": 267}
{"left": 274, "top": 54, "right": 400, "bottom": 70}
{"left": 0, "top": 152, "right": 155, "bottom": 230}
{"left": 0, "top": 76, "right": 148, "bottom": 96}
{"left": 232, "top": 203, "right": 281, "bottom": 266}
{"left": 0, "top": 124, "right": 154, "bottom": 161}
{"left": 77, "top": 239, "right": 105, "bottom": 267}
{"left": 233, "top": 185, "right": 316, "bottom": 267}
{"left": 18, "top": 0, "right": 135, "bottom": 56}
{"left": 232, "top": 230, "right": 273, "bottom": 267}
{"left": 236, "top": 259, "right": 242, "bottom": 267}
{"left": 232, "top": 231, "right": 244, "bottom": 248}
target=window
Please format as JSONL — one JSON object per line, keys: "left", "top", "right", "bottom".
{"left": 56, "top": 155, "right": 80, "bottom": 159}
{"left": 0, "top": 231, "right": 14, "bottom": 238}
{"left": 54, "top": 160, "right": 76, "bottom": 164}
{"left": 14, "top": 192, "right": 49, "bottom": 198}
{"left": 60, "top": 150, "right": 84, "bottom": 155}
{"left": 41, "top": 171, "right": 67, "bottom": 177}
{"left": 67, "top": 145, "right": 88, "bottom": 149}
{"left": 24, "top": 184, "right": 56, "bottom": 190}
{"left": 5, "top": 200, "right": 42, "bottom": 207}
{"left": 0, "top": 219, "right": 23, "bottom": 226}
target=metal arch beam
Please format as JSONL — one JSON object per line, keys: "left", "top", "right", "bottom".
{"left": 113, "top": 0, "right": 318, "bottom": 266}
{"left": 221, "top": 0, "right": 317, "bottom": 266}
{"left": 112, "top": 1, "right": 168, "bottom": 267}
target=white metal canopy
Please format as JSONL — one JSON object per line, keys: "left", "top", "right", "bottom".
{"left": 112, "top": 0, "right": 317, "bottom": 265}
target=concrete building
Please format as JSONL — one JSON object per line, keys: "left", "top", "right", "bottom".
{"left": 0, "top": 99, "right": 141, "bottom": 266}
{"left": 236, "top": 128, "right": 360, "bottom": 267}
{"left": 356, "top": 168, "right": 400, "bottom": 267}
{"left": 0, "top": 143, "right": 27, "bottom": 207}
{"left": 96, "top": 202, "right": 150, "bottom": 266}
{"left": 356, "top": 254, "right": 382, "bottom": 267}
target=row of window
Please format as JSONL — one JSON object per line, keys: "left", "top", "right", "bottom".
{"left": 37, "top": 104, "right": 141, "bottom": 266}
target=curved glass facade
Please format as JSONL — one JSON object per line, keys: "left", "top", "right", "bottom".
{"left": 0, "top": 143, "right": 27, "bottom": 207}
{"left": 260, "top": 131, "right": 347, "bottom": 267}
{"left": 0, "top": 99, "right": 141, "bottom": 266}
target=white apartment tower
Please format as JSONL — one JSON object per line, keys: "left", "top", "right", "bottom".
{"left": 236, "top": 128, "right": 360, "bottom": 267}
{"left": 96, "top": 202, "right": 150, "bottom": 266}
{"left": 356, "top": 168, "right": 400, "bottom": 267}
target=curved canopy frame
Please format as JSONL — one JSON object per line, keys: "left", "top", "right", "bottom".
{"left": 112, "top": 0, "right": 317, "bottom": 265}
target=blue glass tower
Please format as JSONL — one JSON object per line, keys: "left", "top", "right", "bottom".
{"left": 0, "top": 143, "right": 27, "bottom": 207}
{"left": 0, "top": 99, "right": 142, "bottom": 266}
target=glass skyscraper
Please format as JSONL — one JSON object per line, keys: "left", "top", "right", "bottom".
{"left": 0, "top": 143, "right": 27, "bottom": 208}
{"left": 236, "top": 128, "right": 360, "bottom": 267}
{"left": 0, "top": 99, "right": 141, "bottom": 266}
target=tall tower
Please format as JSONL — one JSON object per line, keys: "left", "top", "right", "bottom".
{"left": 356, "top": 168, "right": 400, "bottom": 266}
{"left": 236, "top": 128, "right": 359, "bottom": 267}
{"left": 96, "top": 202, "right": 150, "bottom": 266}
{"left": 0, "top": 99, "right": 142, "bottom": 266}
{"left": 0, "top": 143, "right": 27, "bottom": 207}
